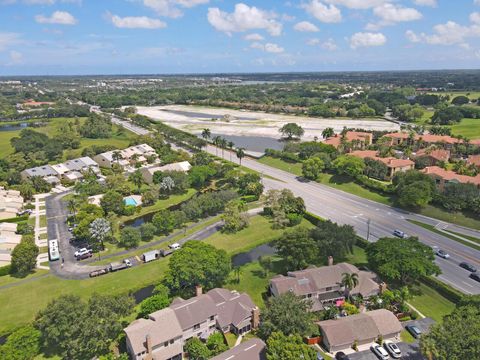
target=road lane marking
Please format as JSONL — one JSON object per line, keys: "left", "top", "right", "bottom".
{"left": 438, "top": 276, "right": 473, "bottom": 295}
{"left": 461, "top": 281, "right": 474, "bottom": 288}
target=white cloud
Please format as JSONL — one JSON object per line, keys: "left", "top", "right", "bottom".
{"left": 144, "top": 0, "right": 209, "bottom": 18}
{"left": 322, "top": 38, "right": 338, "bottom": 50}
{"left": 373, "top": 3, "right": 422, "bottom": 24}
{"left": 250, "top": 42, "right": 284, "bottom": 53}
{"left": 35, "top": 11, "right": 77, "bottom": 25}
{"left": 7, "top": 50, "right": 23, "bottom": 65}
{"left": 4, "top": 0, "right": 82, "bottom": 5}
{"left": 406, "top": 21, "right": 480, "bottom": 45}
{"left": 303, "top": 0, "right": 342, "bottom": 23}
{"left": 0, "top": 32, "right": 20, "bottom": 51}
{"left": 207, "top": 3, "right": 282, "bottom": 36}
{"left": 244, "top": 33, "right": 264, "bottom": 41}
{"left": 470, "top": 12, "right": 480, "bottom": 24}
{"left": 350, "top": 32, "right": 386, "bottom": 48}
{"left": 294, "top": 21, "right": 319, "bottom": 32}
{"left": 107, "top": 13, "right": 166, "bottom": 29}
{"left": 475, "top": 0, "right": 480, "bottom": 5}
{"left": 307, "top": 38, "right": 320, "bottom": 46}
{"left": 413, "top": 0, "right": 437, "bottom": 6}
{"left": 405, "top": 29, "right": 421, "bottom": 42}
{"left": 323, "top": 0, "right": 387, "bottom": 9}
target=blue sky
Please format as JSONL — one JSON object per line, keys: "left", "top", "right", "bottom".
{"left": 0, "top": 0, "right": 479, "bottom": 75}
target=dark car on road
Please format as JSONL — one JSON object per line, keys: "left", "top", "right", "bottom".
{"left": 470, "top": 273, "right": 480, "bottom": 282}
{"left": 406, "top": 324, "right": 422, "bottom": 339}
{"left": 335, "top": 352, "right": 349, "bottom": 360}
{"left": 459, "top": 262, "right": 477, "bottom": 272}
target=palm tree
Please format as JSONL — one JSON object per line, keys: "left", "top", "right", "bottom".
{"left": 129, "top": 169, "right": 144, "bottom": 191}
{"left": 201, "top": 128, "right": 211, "bottom": 142}
{"left": 227, "top": 141, "right": 235, "bottom": 161}
{"left": 220, "top": 138, "right": 227, "bottom": 158}
{"left": 233, "top": 266, "right": 242, "bottom": 284}
{"left": 341, "top": 272, "right": 359, "bottom": 300}
{"left": 236, "top": 147, "right": 245, "bottom": 165}
{"left": 67, "top": 198, "right": 77, "bottom": 220}
{"left": 212, "top": 136, "right": 222, "bottom": 156}
{"left": 112, "top": 150, "right": 123, "bottom": 164}
{"left": 322, "top": 127, "right": 335, "bottom": 139}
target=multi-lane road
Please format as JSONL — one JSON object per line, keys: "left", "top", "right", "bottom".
{"left": 107, "top": 111, "right": 480, "bottom": 294}
{"left": 203, "top": 144, "right": 480, "bottom": 295}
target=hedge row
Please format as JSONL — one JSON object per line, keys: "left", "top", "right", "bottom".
{"left": 419, "top": 274, "right": 464, "bottom": 304}
{"left": 0, "top": 215, "right": 29, "bottom": 224}
{"left": 303, "top": 211, "right": 324, "bottom": 226}
{"left": 355, "top": 175, "right": 395, "bottom": 194}
{"left": 0, "top": 265, "right": 11, "bottom": 277}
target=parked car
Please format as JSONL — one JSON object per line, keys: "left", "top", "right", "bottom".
{"left": 160, "top": 249, "right": 174, "bottom": 257}
{"left": 406, "top": 325, "right": 422, "bottom": 338}
{"left": 470, "top": 273, "right": 480, "bottom": 282}
{"left": 371, "top": 344, "right": 389, "bottom": 359}
{"left": 17, "top": 209, "right": 32, "bottom": 216}
{"left": 169, "top": 243, "right": 181, "bottom": 250}
{"left": 109, "top": 261, "right": 128, "bottom": 272}
{"left": 335, "top": 352, "right": 349, "bottom": 360}
{"left": 76, "top": 252, "right": 93, "bottom": 261}
{"left": 124, "top": 259, "right": 132, "bottom": 267}
{"left": 384, "top": 340, "right": 402, "bottom": 359}
{"left": 393, "top": 229, "right": 406, "bottom": 238}
{"left": 436, "top": 249, "right": 450, "bottom": 259}
{"left": 316, "top": 353, "right": 324, "bottom": 360}
{"left": 74, "top": 248, "right": 91, "bottom": 258}
{"left": 459, "top": 262, "right": 477, "bottom": 272}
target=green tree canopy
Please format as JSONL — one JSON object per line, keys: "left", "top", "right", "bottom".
{"left": 302, "top": 157, "right": 325, "bottom": 180}
{"left": 184, "top": 337, "right": 210, "bottom": 360}
{"left": 10, "top": 237, "right": 39, "bottom": 277}
{"left": 119, "top": 226, "right": 141, "bottom": 249}
{"left": 273, "top": 227, "right": 317, "bottom": 271}
{"left": 420, "top": 304, "right": 480, "bottom": 360}
{"left": 366, "top": 236, "right": 441, "bottom": 285}
{"left": 165, "top": 241, "right": 231, "bottom": 297}
{"left": 279, "top": 123, "right": 305, "bottom": 139}
{"left": 0, "top": 325, "right": 41, "bottom": 360}
{"left": 100, "top": 190, "right": 125, "bottom": 215}
{"left": 266, "top": 332, "right": 317, "bottom": 360}
{"left": 259, "top": 292, "right": 315, "bottom": 339}
{"left": 333, "top": 155, "right": 365, "bottom": 178}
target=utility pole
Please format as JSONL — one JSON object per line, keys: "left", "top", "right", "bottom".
{"left": 367, "top": 219, "right": 371, "bottom": 242}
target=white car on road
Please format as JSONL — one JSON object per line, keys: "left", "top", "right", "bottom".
{"left": 169, "top": 243, "right": 181, "bottom": 250}
{"left": 436, "top": 249, "right": 450, "bottom": 259}
{"left": 74, "top": 248, "right": 91, "bottom": 258}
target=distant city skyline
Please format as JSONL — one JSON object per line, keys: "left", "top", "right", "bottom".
{"left": 0, "top": 0, "right": 480, "bottom": 75}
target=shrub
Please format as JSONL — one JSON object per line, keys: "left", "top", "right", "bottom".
{"left": 0, "top": 264, "right": 11, "bottom": 277}
{"left": 287, "top": 213, "right": 303, "bottom": 227}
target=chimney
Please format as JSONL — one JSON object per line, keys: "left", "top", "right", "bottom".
{"left": 379, "top": 282, "right": 387, "bottom": 294}
{"left": 195, "top": 285, "right": 203, "bottom": 297}
{"left": 251, "top": 306, "right": 260, "bottom": 329}
{"left": 327, "top": 256, "right": 334, "bottom": 266}
{"left": 145, "top": 335, "right": 153, "bottom": 360}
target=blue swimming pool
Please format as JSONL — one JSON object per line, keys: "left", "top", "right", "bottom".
{"left": 124, "top": 197, "right": 138, "bottom": 206}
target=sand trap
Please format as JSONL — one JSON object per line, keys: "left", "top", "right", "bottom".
{"left": 136, "top": 105, "right": 400, "bottom": 141}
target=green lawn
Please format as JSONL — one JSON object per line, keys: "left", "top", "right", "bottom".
{"left": 428, "top": 91, "right": 480, "bottom": 101}
{"left": 414, "top": 110, "right": 434, "bottom": 125}
{"left": 205, "top": 215, "right": 314, "bottom": 255}
{"left": 451, "top": 118, "right": 480, "bottom": 139}
{"left": 0, "top": 117, "right": 137, "bottom": 160}
{"left": 409, "top": 282, "right": 455, "bottom": 323}
{"left": 400, "top": 330, "right": 416, "bottom": 344}
{"left": 418, "top": 205, "right": 480, "bottom": 231}
{"left": 258, "top": 156, "right": 303, "bottom": 176}
{"left": 444, "top": 229, "right": 480, "bottom": 244}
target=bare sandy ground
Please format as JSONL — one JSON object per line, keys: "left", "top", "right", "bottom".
{"left": 136, "top": 105, "right": 400, "bottom": 140}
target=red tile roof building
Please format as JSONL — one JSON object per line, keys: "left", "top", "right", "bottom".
{"left": 415, "top": 148, "right": 451, "bottom": 166}
{"left": 349, "top": 150, "right": 414, "bottom": 179}
{"left": 422, "top": 166, "right": 480, "bottom": 190}
{"left": 467, "top": 155, "right": 480, "bottom": 167}
{"left": 323, "top": 131, "right": 373, "bottom": 149}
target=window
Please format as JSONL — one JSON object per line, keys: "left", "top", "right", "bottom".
{"left": 209, "top": 325, "right": 215, "bottom": 330}
{"left": 326, "top": 287, "right": 332, "bottom": 291}
{"left": 170, "top": 339, "right": 174, "bottom": 344}
{"left": 164, "top": 341, "right": 169, "bottom": 347}
{"left": 193, "top": 323, "right": 200, "bottom": 330}
{"left": 209, "top": 315, "right": 215, "bottom": 321}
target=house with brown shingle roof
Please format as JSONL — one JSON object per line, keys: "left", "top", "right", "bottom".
{"left": 318, "top": 309, "right": 403, "bottom": 353}
{"left": 349, "top": 150, "right": 414, "bottom": 179}
{"left": 323, "top": 131, "right": 373, "bottom": 149}
{"left": 124, "top": 288, "right": 259, "bottom": 360}
{"left": 269, "top": 262, "right": 381, "bottom": 312}
{"left": 422, "top": 166, "right": 480, "bottom": 190}
{"left": 384, "top": 132, "right": 463, "bottom": 148}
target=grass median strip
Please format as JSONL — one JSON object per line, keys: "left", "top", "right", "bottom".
{"left": 408, "top": 219, "right": 480, "bottom": 252}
